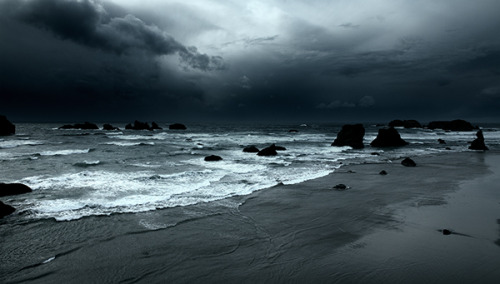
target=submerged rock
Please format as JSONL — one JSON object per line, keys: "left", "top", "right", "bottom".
{"left": 426, "top": 120, "right": 476, "bottom": 131}
{"left": 438, "top": 139, "right": 446, "bottom": 144}
{"left": 389, "top": 119, "right": 422, "bottom": 128}
{"left": 257, "top": 144, "right": 278, "bottom": 156}
{"left": 243, "top": 145, "right": 260, "bottom": 153}
{"left": 288, "top": 129, "right": 299, "bottom": 133}
{"left": 169, "top": 123, "right": 187, "bottom": 130}
{"left": 102, "top": 124, "right": 120, "bottom": 131}
{"left": 469, "top": 130, "right": 488, "bottom": 150}
{"left": 370, "top": 127, "right": 408, "bottom": 147}
{"left": 0, "top": 183, "right": 33, "bottom": 197}
{"left": 59, "top": 122, "right": 99, "bottom": 130}
{"left": 333, "top": 184, "right": 348, "bottom": 191}
{"left": 401, "top": 157, "right": 416, "bottom": 167}
{"left": 331, "top": 124, "right": 365, "bottom": 149}
{"left": 204, "top": 155, "right": 223, "bottom": 162}
{"left": 0, "top": 201, "right": 15, "bottom": 218}
{"left": 379, "top": 170, "right": 388, "bottom": 175}
{"left": 0, "top": 115, "right": 15, "bottom": 136}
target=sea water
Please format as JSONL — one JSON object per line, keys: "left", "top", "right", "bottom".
{"left": 1, "top": 122, "right": 499, "bottom": 221}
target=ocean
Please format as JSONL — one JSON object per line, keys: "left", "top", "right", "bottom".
{"left": 1, "top": 122, "right": 499, "bottom": 222}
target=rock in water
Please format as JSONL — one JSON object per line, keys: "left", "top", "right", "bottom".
{"left": 442, "top": 229, "right": 452, "bottom": 235}
{"left": 0, "top": 183, "right": 33, "bottom": 197}
{"left": 0, "top": 201, "right": 16, "bottom": 218}
{"left": 379, "top": 170, "right": 388, "bottom": 175}
{"left": 169, "top": 123, "right": 187, "bottom": 130}
{"left": 243, "top": 145, "right": 260, "bottom": 153}
{"left": 102, "top": 124, "right": 120, "bottom": 131}
{"left": 389, "top": 120, "right": 422, "bottom": 128}
{"left": 401, "top": 157, "right": 416, "bottom": 167}
{"left": 257, "top": 144, "right": 278, "bottom": 156}
{"left": 331, "top": 124, "right": 365, "bottom": 149}
{"left": 469, "top": 130, "right": 488, "bottom": 150}
{"left": 59, "top": 122, "right": 99, "bottom": 130}
{"left": 333, "top": 184, "right": 348, "bottom": 191}
{"left": 0, "top": 115, "right": 15, "bottom": 136}
{"left": 438, "top": 139, "right": 446, "bottom": 144}
{"left": 151, "top": 122, "right": 163, "bottom": 130}
{"left": 370, "top": 127, "right": 408, "bottom": 147}
{"left": 204, "top": 155, "right": 222, "bottom": 161}
{"left": 125, "top": 121, "right": 152, "bottom": 130}
{"left": 427, "top": 120, "right": 476, "bottom": 131}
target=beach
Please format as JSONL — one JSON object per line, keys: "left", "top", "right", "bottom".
{"left": 2, "top": 150, "right": 499, "bottom": 283}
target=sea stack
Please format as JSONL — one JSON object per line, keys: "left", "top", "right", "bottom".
{"left": 331, "top": 124, "right": 365, "bottom": 149}
{"left": 469, "top": 130, "right": 488, "bottom": 150}
{"left": 169, "top": 123, "right": 187, "bottom": 130}
{"left": 0, "top": 115, "right": 16, "bottom": 136}
{"left": 370, "top": 127, "right": 408, "bottom": 147}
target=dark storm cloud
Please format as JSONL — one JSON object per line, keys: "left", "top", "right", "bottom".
{"left": 14, "top": 0, "right": 223, "bottom": 71}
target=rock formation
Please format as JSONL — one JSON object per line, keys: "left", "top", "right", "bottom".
{"left": 426, "top": 120, "right": 476, "bottom": 131}
{"left": 331, "top": 124, "right": 365, "bottom": 149}
{"left": 0, "top": 115, "right": 15, "bottom": 136}
{"left": 469, "top": 130, "right": 488, "bottom": 150}
{"left": 370, "top": 127, "right": 408, "bottom": 147}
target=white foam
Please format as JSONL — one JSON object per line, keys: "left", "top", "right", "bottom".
{"left": 104, "top": 141, "right": 155, "bottom": 146}
{"left": 0, "top": 140, "right": 44, "bottom": 149}
{"left": 39, "top": 149, "right": 91, "bottom": 156}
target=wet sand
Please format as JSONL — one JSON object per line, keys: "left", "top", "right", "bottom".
{"left": 2, "top": 151, "right": 499, "bottom": 283}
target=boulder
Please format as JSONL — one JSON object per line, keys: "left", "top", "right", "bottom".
{"left": 169, "top": 123, "right": 187, "bottom": 130}
{"left": 257, "top": 144, "right": 278, "bottom": 156}
{"left": 102, "top": 124, "right": 120, "bottom": 131}
{"left": 426, "top": 120, "right": 476, "bottom": 131}
{"left": 288, "top": 129, "right": 299, "bottom": 133}
{"left": 204, "top": 155, "right": 223, "bottom": 162}
{"left": 379, "top": 170, "right": 388, "bottom": 175}
{"left": 59, "top": 122, "right": 99, "bottom": 130}
{"left": 401, "top": 157, "right": 416, "bottom": 167}
{"left": 0, "top": 115, "right": 15, "bottom": 136}
{"left": 243, "top": 145, "right": 260, "bottom": 153}
{"left": 151, "top": 122, "right": 162, "bottom": 130}
{"left": 469, "top": 130, "right": 488, "bottom": 151}
{"left": 0, "top": 201, "right": 15, "bottom": 218}
{"left": 370, "top": 127, "right": 408, "bottom": 147}
{"left": 125, "top": 121, "right": 152, "bottom": 131}
{"left": 274, "top": 145, "right": 287, "bottom": 151}
{"left": 331, "top": 124, "right": 365, "bottom": 149}
{"left": 438, "top": 139, "right": 446, "bottom": 144}
{"left": 389, "top": 119, "right": 422, "bottom": 128}
{"left": 0, "top": 183, "right": 33, "bottom": 197}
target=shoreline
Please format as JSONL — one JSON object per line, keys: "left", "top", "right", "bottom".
{"left": 1, "top": 150, "right": 499, "bottom": 283}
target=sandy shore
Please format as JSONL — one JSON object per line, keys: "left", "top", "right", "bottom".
{"left": 2, "top": 151, "right": 500, "bottom": 283}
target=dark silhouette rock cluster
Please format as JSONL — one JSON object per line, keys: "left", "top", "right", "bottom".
{"left": 257, "top": 144, "right": 279, "bottom": 156}
{"left": 169, "top": 123, "right": 187, "bottom": 130}
{"left": 370, "top": 127, "right": 408, "bottom": 147}
{"left": 401, "top": 157, "right": 416, "bottom": 167}
{"left": 331, "top": 124, "right": 365, "bottom": 149}
{"left": 0, "top": 115, "right": 15, "bottom": 136}
{"left": 427, "top": 120, "right": 476, "bottom": 131}
{"left": 59, "top": 122, "right": 99, "bottom": 130}
{"left": 389, "top": 120, "right": 422, "bottom": 128}
{"left": 469, "top": 130, "right": 488, "bottom": 151}
{"left": 125, "top": 121, "right": 162, "bottom": 131}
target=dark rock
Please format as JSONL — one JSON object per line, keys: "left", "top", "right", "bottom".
{"left": 0, "top": 115, "right": 15, "bottom": 136}
{"left": 243, "top": 145, "right": 260, "bottom": 153}
{"left": 331, "top": 124, "right": 365, "bottom": 149}
{"left": 401, "top": 157, "right": 416, "bottom": 167}
{"left": 427, "top": 120, "right": 476, "bottom": 131}
{"left": 274, "top": 145, "right": 287, "bottom": 151}
{"left": 445, "top": 147, "right": 451, "bottom": 150}
{"left": 102, "top": 124, "right": 120, "bottom": 131}
{"left": 438, "top": 139, "right": 446, "bottom": 144}
{"left": 169, "top": 123, "right": 187, "bottom": 130}
{"left": 288, "top": 129, "right": 299, "bottom": 133}
{"left": 0, "top": 201, "right": 16, "bottom": 218}
{"left": 379, "top": 170, "right": 388, "bottom": 175}
{"left": 125, "top": 121, "right": 152, "bottom": 131}
{"left": 389, "top": 119, "right": 422, "bottom": 128}
{"left": 370, "top": 127, "right": 408, "bottom": 147}
{"left": 257, "top": 144, "right": 278, "bottom": 156}
{"left": 469, "top": 130, "right": 488, "bottom": 150}
{"left": 371, "top": 152, "right": 380, "bottom": 156}
{"left": 333, "top": 184, "right": 348, "bottom": 191}
{"left": 59, "top": 122, "right": 99, "bottom": 130}
{"left": 442, "top": 229, "right": 452, "bottom": 235}
{"left": 204, "top": 155, "right": 223, "bottom": 162}
{"left": 0, "top": 183, "right": 33, "bottom": 197}
{"left": 151, "top": 122, "right": 162, "bottom": 130}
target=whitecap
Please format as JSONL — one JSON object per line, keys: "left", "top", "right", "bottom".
{"left": 39, "top": 149, "right": 91, "bottom": 156}
{"left": 0, "top": 140, "right": 44, "bottom": 149}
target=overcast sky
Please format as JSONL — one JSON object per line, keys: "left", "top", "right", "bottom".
{"left": 1, "top": 0, "right": 500, "bottom": 122}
